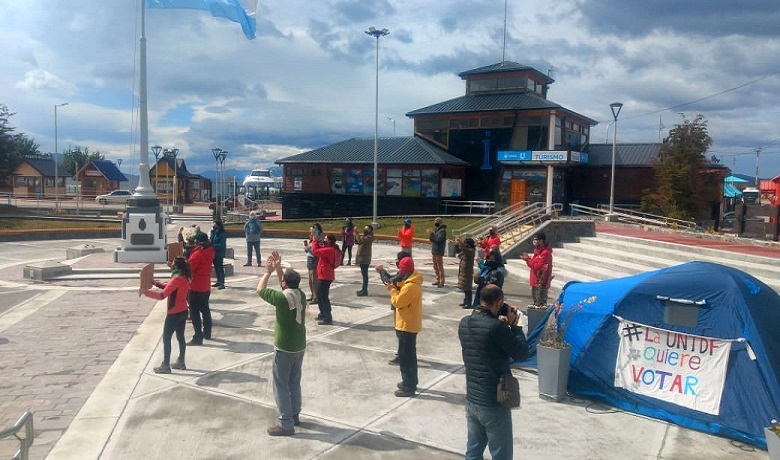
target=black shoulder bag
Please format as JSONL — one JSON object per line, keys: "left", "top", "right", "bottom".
{"left": 467, "top": 315, "right": 521, "bottom": 409}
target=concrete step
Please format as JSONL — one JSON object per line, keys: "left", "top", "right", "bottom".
{"left": 548, "top": 234, "right": 780, "bottom": 294}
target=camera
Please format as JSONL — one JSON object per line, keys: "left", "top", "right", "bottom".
{"left": 498, "top": 302, "right": 512, "bottom": 317}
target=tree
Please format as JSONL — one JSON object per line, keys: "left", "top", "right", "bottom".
{"left": 63, "top": 147, "right": 104, "bottom": 176}
{"left": 642, "top": 115, "right": 713, "bottom": 220}
{"left": 13, "top": 134, "right": 40, "bottom": 157}
{"left": 0, "top": 104, "right": 24, "bottom": 187}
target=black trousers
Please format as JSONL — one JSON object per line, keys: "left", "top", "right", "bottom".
{"left": 317, "top": 279, "right": 333, "bottom": 321}
{"left": 162, "top": 310, "right": 188, "bottom": 364}
{"left": 188, "top": 290, "right": 212, "bottom": 340}
{"left": 213, "top": 257, "right": 225, "bottom": 285}
{"left": 396, "top": 330, "right": 418, "bottom": 390}
{"left": 341, "top": 244, "right": 353, "bottom": 264}
{"left": 360, "top": 264, "right": 369, "bottom": 291}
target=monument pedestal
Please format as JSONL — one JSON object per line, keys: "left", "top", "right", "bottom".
{"left": 115, "top": 197, "right": 168, "bottom": 264}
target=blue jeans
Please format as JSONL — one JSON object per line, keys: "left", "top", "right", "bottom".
{"left": 246, "top": 240, "right": 260, "bottom": 264}
{"left": 273, "top": 349, "right": 305, "bottom": 430}
{"left": 465, "top": 400, "right": 513, "bottom": 460}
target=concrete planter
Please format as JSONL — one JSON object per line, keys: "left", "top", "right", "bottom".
{"left": 526, "top": 305, "right": 550, "bottom": 336}
{"left": 537, "top": 343, "right": 571, "bottom": 402}
{"left": 766, "top": 427, "right": 780, "bottom": 459}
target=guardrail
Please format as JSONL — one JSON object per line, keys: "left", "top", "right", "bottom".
{"left": 0, "top": 411, "right": 34, "bottom": 460}
{"left": 453, "top": 202, "right": 562, "bottom": 250}
{"left": 441, "top": 200, "right": 496, "bottom": 215}
{"left": 571, "top": 203, "right": 700, "bottom": 231}
{"left": 452, "top": 201, "right": 530, "bottom": 237}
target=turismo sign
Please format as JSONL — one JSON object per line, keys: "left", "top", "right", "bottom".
{"left": 497, "top": 150, "right": 588, "bottom": 164}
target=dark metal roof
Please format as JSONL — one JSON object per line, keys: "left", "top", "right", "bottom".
{"left": 24, "top": 158, "right": 61, "bottom": 177}
{"left": 92, "top": 160, "right": 128, "bottom": 182}
{"left": 405, "top": 93, "right": 598, "bottom": 125}
{"left": 276, "top": 136, "right": 469, "bottom": 166}
{"left": 586, "top": 143, "right": 661, "bottom": 167}
{"left": 458, "top": 61, "right": 554, "bottom": 84}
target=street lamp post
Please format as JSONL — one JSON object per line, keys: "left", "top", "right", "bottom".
{"left": 54, "top": 102, "right": 68, "bottom": 207}
{"left": 218, "top": 151, "right": 227, "bottom": 215}
{"left": 211, "top": 148, "right": 222, "bottom": 215}
{"left": 170, "top": 148, "right": 179, "bottom": 212}
{"left": 608, "top": 102, "right": 623, "bottom": 216}
{"left": 365, "top": 26, "right": 389, "bottom": 227}
{"left": 151, "top": 145, "right": 162, "bottom": 199}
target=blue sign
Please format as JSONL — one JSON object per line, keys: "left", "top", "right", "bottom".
{"left": 497, "top": 150, "right": 532, "bottom": 161}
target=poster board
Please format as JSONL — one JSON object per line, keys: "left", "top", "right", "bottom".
{"left": 139, "top": 263, "right": 155, "bottom": 297}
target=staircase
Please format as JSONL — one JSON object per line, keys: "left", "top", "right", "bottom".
{"left": 505, "top": 232, "right": 780, "bottom": 298}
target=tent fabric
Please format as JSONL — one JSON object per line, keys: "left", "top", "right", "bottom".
{"left": 520, "top": 262, "right": 780, "bottom": 448}
{"left": 723, "top": 183, "right": 742, "bottom": 198}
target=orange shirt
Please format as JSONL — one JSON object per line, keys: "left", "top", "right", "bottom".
{"left": 397, "top": 225, "right": 415, "bottom": 248}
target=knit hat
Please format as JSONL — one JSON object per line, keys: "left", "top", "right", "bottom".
{"left": 398, "top": 257, "right": 414, "bottom": 274}
{"left": 404, "top": 218, "right": 412, "bottom": 224}
{"left": 194, "top": 232, "right": 209, "bottom": 244}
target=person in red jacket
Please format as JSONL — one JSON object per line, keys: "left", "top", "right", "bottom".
{"left": 144, "top": 256, "right": 191, "bottom": 374}
{"left": 188, "top": 232, "right": 215, "bottom": 344}
{"left": 397, "top": 218, "right": 415, "bottom": 255}
{"left": 311, "top": 234, "right": 338, "bottom": 325}
{"left": 521, "top": 232, "right": 553, "bottom": 306}
{"left": 479, "top": 226, "right": 501, "bottom": 253}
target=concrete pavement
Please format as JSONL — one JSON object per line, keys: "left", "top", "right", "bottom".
{"left": 0, "top": 226, "right": 770, "bottom": 459}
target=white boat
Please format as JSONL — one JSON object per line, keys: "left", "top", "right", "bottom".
{"left": 242, "top": 169, "right": 282, "bottom": 197}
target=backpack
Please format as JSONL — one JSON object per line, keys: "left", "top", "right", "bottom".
{"left": 331, "top": 247, "right": 342, "bottom": 269}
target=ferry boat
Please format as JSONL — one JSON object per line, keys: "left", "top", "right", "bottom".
{"left": 242, "top": 169, "right": 282, "bottom": 197}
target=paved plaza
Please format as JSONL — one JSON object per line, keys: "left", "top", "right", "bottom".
{"left": 0, "top": 223, "right": 770, "bottom": 459}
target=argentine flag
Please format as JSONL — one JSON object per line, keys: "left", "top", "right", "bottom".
{"left": 146, "top": 0, "right": 257, "bottom": 40}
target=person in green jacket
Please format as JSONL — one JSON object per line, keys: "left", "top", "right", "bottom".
{"left": 210, "top": 220, "right": 227, "bottom": 289}
{"left": 256, "top": 251, "right": 307, "bottom": 437}
{"left": 354, "top": 224, "right": 374, "bottom": 296}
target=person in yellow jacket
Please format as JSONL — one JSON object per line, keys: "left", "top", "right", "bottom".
{"left": 386, "top": 256, "right": 423, "bottom": 397}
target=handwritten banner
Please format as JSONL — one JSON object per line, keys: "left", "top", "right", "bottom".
{"left": 614, "top": 320, "right": 731, "bottom": 415}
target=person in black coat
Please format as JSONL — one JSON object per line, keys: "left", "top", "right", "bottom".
{"left": 458, "top": 284, "right": 528, "bottom": 460}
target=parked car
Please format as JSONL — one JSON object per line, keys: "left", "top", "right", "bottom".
{"left": 95, "top": 190, "right": 133, "bottom": 205}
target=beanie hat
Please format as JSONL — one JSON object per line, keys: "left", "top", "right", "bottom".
{"left": 404, "top": 218, "right": 412, "bottom": 224}
{"left": 194, "top": 232, "right": 209, "bottom": 244}
{"left": 398, "top": 257, "right": 414, "bottom": 274}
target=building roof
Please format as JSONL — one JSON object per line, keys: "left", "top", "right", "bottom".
{"left": 24, "top": 157, "right": 62, "bottom": 177}
{"left": 275, "top": 136, "right": 469, "bottom": 166}
{"left": 724, "top": 184, "right": 742, "bottom": 198}
{"left": 457, "top": 61, "right": 555, "bottom": 84}
{"left": 405, "top": 93, "right": 598, "bottom": 125}
{"left": 725, "top": 175, "right": 750, "bottom": 183}
{"left": 92, "top": 159, "right": 128, "bottom": 182}
{"left": 586, "top": 143, "right": 661, "bottom": 167}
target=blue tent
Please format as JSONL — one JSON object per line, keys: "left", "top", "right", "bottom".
{"left": 523, "top": 262, "right": 780, "bottom": 448}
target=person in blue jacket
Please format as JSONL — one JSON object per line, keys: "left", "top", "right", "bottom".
{"left": 210, "top": 220, "right": 227, "bottom": 289}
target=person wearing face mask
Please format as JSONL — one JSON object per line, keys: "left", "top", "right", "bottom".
{"left": 428, "top": 217, "right": 447, "bottom": 287}
{"left": 340, "top": 217, "right": 355, "bottom": 266}
{"left": 480, "top": 226, "right": 501, "bottom": 253}
{"left": 385, "top": 256, "right": 423, "bottom": 397}
{"left": 144, "top": 256, "right": 191, "bottom": 373}
{"left": 310, "top": 234, "right": 339, "bottom": 325}
{"left": 520, "top": 232, "right": 553, "bottom": 306}
{"left": 354, "top": 224, "right": 375, "bottom": 296}
{"left": 470, "top": 248, "right": 505, "bottom": 309}
{"left": 397, "top": 218, "right": 415, "bottom": 255}
{"left": 188, "top": 232, "right": 215, "bottom": 344}
{"left": 210, "top": 220, "right": 227, "bottom": 289}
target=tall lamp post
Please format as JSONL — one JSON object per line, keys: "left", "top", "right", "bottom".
{"left": 54, "top": 102, "right": 68, "bottom": 207}
{"left": 170, "top": 148, "right": 179, "bottom": 212}
{"left": 218, "top": 151, "right": 227, "bottom": 215}
{"left": 211, "top": 148, "right": 222, "bottom": 215}
{"left": 151, "top": 145, "right": 162, "bottom": 199}
{"left": 608, "top": 102, "right": 623, "bottom": 216}
{"left": 365, "top": 26, "right": 389, "bottom": 227}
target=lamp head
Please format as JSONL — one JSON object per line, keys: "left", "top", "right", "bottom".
{"left": 610, "top": 102, "right": 623, "bottom": 121}
{"left": 212, "top": 148, "right": 222, "bottom": 159}
{"left": 218, "top": 151, "right": 227, "bottom": 163}
{"left": 151, "top": 145, "right": 162, "bottom": 158}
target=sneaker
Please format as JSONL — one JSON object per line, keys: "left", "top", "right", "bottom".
{"left": 394, "top": 388, "right": 415, "bottom": 397}
{"left": 212, "top": 282, "right": 220, "bottom": 287}
{"left": 267, "top": 426, "right": 294, "bottom": 437}
{"left": 388, "top": 357, "right": 400, "bottom": 365}
{"left": 356, "top": 290, "right": 368, "bottom": 297}
{"left": 243, "top": 263, "right": 252, "bottom": 267}
{"left": 317, "top": 319, "right": 333, "bottom": 326}
{"left": 217, "top": 284, "right": 225, "bottom": 290}
{"left": 171, "top": 359, "right": 186, "bottom": 370}
{"left": 153, "top": 364, "right": 171, "bottom": 374}
{"left": 293, "top": 414, "right": 300, "bottom": 426}
{"left": 188, "top": 338, "right": 203, "bottom": 346}
{"left": 430, "top": 281, "right": 440, "bottom": 285}
{"left": 437, "top": 283, "right": 445, "bottom": 288}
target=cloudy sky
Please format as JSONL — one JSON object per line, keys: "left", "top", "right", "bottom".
{"left": 2, "top": 0, "right": 779, "bottom": 179}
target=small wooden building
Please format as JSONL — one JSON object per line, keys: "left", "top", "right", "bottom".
{"left": 76, "top": 160, "right": 128, "bottom": 197}
{"left": 10, "top": 154, "right": 64, "bottom": 198}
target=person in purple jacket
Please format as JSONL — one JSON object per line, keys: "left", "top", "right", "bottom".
{"left": 340, "top": 217, "right": 355, "bottom": 266}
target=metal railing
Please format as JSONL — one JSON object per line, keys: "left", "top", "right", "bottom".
{"left": 441, "top": 199, "right": 496, "bottom": 215}
{"left": 0, "top": 411, "right": 34, "bottom": 460}
{"left": 571, "top": 203, "right": 700, "bottom": 231}
{"left": 454, "top": 201, "right": 562, "bottom": 250}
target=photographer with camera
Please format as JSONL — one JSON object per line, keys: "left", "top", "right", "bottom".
{"left": 458, "top": 284, "right": 528, "bottom": 460}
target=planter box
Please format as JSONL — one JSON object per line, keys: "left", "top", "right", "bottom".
{"left": 526, "top": 306, "right": 550, "bottom": 336}
{"left": 537, "top": 343, "right": 571, "bottom": 402}
{"left": 766, "top": 427, "right": 780, "bottom": 460}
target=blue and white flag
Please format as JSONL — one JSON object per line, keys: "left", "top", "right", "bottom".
{"left": 146, "top": 0, "right": 257, "bottom": 40}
